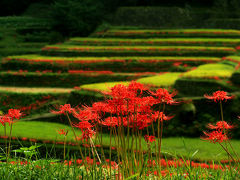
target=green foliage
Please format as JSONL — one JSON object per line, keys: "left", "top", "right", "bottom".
{"left": 230, "top": 69, "right": 240, "bottom": 85}
{"left": 174, "top": 78, "right": 236, "bottom": 96}
{"left": 50, "top": 0, "right": 105, "bottom": 36}
{"left": 0, "top": 90, "right": 69, "bottom": 114}
{"left": 110, "top": 6, "right": 192, "bottom": 28}
{"left": 0, "top": 16, "right": 51, "bottom": 29}
{"left": 67, "top": 90, "right": 104, "bottom": 107}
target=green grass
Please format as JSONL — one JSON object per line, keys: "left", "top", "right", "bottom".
{"left": 1, "top": 121, "right": 78, "bottom": 142}
{"left": 182, "top": 63, "right": 235, "bottom": 78}
{"left": 137, "top": 72, "right": 182, "bottom": 87}
{"left": 4, "top": 55, "right": 221, "bottom": 63}
{"left": 224, "top": 55, "right": 240, "bottom": 62}
{"left": 1, "top": 121, "right": 240, "bottom": 161}
{"left": 80, "top": 81, "right": 130, "bottom": 92}
{"left": 41, "top": 45, "right": 235, "bottom": 57}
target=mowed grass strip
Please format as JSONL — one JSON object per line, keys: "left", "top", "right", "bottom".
{"left": 223, "top": 55, "right": 240, "bottom": 62}
{"left": 0, "top": 121, "right": 240, "bottom": 161}
{"left": 68, "top": 37, "right": 240, "bottom": 47}
{"left": 80, "top": 81, "right": 130, "bottom": 93}
{"left": 0, "top": 86, "right": 73, "bottom": 94}
{"left": 137, "top": 72, "right": 182, "bottom": 87}
{"left": 93, "top": 29, "right": 240, "bottom": 38}
{"left": 182, "top": 63, "right": 235, "bottom": 79}
{"left": 41, "top": 45, "right": 235, "bottom": 57}
{"left": 42, "top": 45, "right": 235, "bottom": 52}
{"left": 4, "top": 55, "right": 221, "bottom": 63}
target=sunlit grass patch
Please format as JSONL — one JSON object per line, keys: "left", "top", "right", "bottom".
{"left": 182, "top": 64, "right": 235, "bottom": 79}
{"left": 80, "top": 81, "right": 130, "bottom": 93}
{"left": 137, "top": 72, "right": 182, "bottom": 87}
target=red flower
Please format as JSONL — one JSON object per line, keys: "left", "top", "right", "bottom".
{"left": 73, "top": 106, "right": 99, "bottom": 121}
{"left": 57, "top": 129, "right": 68, "bottom": 136}
{"left": 73, "top": 121, "right": 93, "bottom": 130}
{"left": 202, "top": 130, "right": 228, "bottom": 143}
{"left": 204, "top": 91, "right": 234, "bottom": 102}
{"left": 81, "top": 129, "right": 96, "bottom": 141}
{"left": 0, "top": 115, "right": 12, "bottom": 126}
{"left": 207, "top": 121, "right": 234, "bottom": 130}
{"left": 7, "top": 109, "right": 22, "bottom": 120}
{"left": 152, "top": 111, "right": 174, "bottom": 122}
{"left": 51, "top": 104, "right": 74, "bottom": 114}
{"left": 101, "top": 117, "right": 119, "bottom": 127}
{"left": 144, "top": 135, "right": 156, "bottom": 143}
{"left": 151, "top": 88, "right": 177, "bottom": 104}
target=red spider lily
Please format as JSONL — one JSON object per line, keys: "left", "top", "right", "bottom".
{"left": 73, "top": 106, "right": 99, "bottom": 122}
{"left": 202, "top": 130, "right": 229, "bottom": 143}
{"left": 101, "top": 117, "right": 119, "bottom": 127}
{"left": 7, "top": 109, "right": 22, "bottom": 120}
{"left": 0, "top": 115, "right": 12, "bottom": 126}
{"left": 81, "top": 129, "right": 96, "bottom": 141}
{"left": 207, "top": 121, "right": 234, "bottom": 130}
{"left": 152, "top": 111, "right": 174, "bottom": 122}
{"left": 173, "top": 62, "right": 182, "bottom": 67}
{"left": 204, "top": 91, "right": 234, "bottom": 102}
{"left": 73, "top": 121, "right": 93, "bottom": 130}
{"left": 144, "top": 135, "right": 156, "bottom": 143}
{"left": 127, "top": 81, "right": 149, "bottom": 94}
{"left": 106, "top": 84, "right": 134, "bottom": 99}
{"left": 150, "top": 88, "right": 177, "bottom": 104}
{"left": 51, "top": 104, "right": 74, "bottom": 115}
{"left": 92, "top": 102, "right": 110, "bottom": 113}
{"left": 57, "top": 129, "right": 68, "bottom": 136}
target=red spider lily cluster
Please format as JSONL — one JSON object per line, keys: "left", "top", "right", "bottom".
{"left": 202, "top": 91, "right": 234, "bottom": 144}
{"left": 144, "top": 135, "right": 156, "bottom": 143}
{"left": 204, "top": 90, "right": 234, "bottom": 103}
{"left": 0, "top": 109, "right": 22, "bottom": 126}
{"left": 202, "top": 90, "right": 239, "bottom": 166}
{"left": 52, "top": 81, "right": 176, "bottom": 148}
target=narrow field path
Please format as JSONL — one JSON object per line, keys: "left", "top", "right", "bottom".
{"left": 0, "top": 86, "right": 73, "bottom": 93}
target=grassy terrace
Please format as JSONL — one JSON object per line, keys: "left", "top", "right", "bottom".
{"left": 0, "top": 71, "right": 156, "bottom": 88}
{"left": 93, "top": 29, "right": 240, "bottom": 38}
{"left": 41, "top": 45, "right": 236, "bottom": 57}
{"left": 137, "top": 72, "right": 182, "bottom": 87}
{"left": 181, "top": 63, "right": 235, "bottom": 79}
{"left": 224, "top": 55, "right": 240, "bottom": 62}
{"left": 0, "top": 120, "right": 239, "bottom": 161}
{"left": 79, "top": 81, "right": 130, "bottom": 93}
{"left": 4, "top": 55, "right": 221, "bottom": 63}
{"left": 68, "top": 37, "right": 240, "bottom": 47}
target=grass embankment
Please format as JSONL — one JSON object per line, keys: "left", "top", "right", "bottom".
{"left": 0, "top": 121, "right": 239, "bottom": 161}
{"left": 92, "top": 29, "right": 240, "bottom": 38}
{"left": 68, "top": 37, "right": 240, "bottom": 47}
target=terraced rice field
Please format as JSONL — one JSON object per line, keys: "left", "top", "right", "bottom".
{"left": 1, "top": 28, "right": 240, "bottom": 142}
